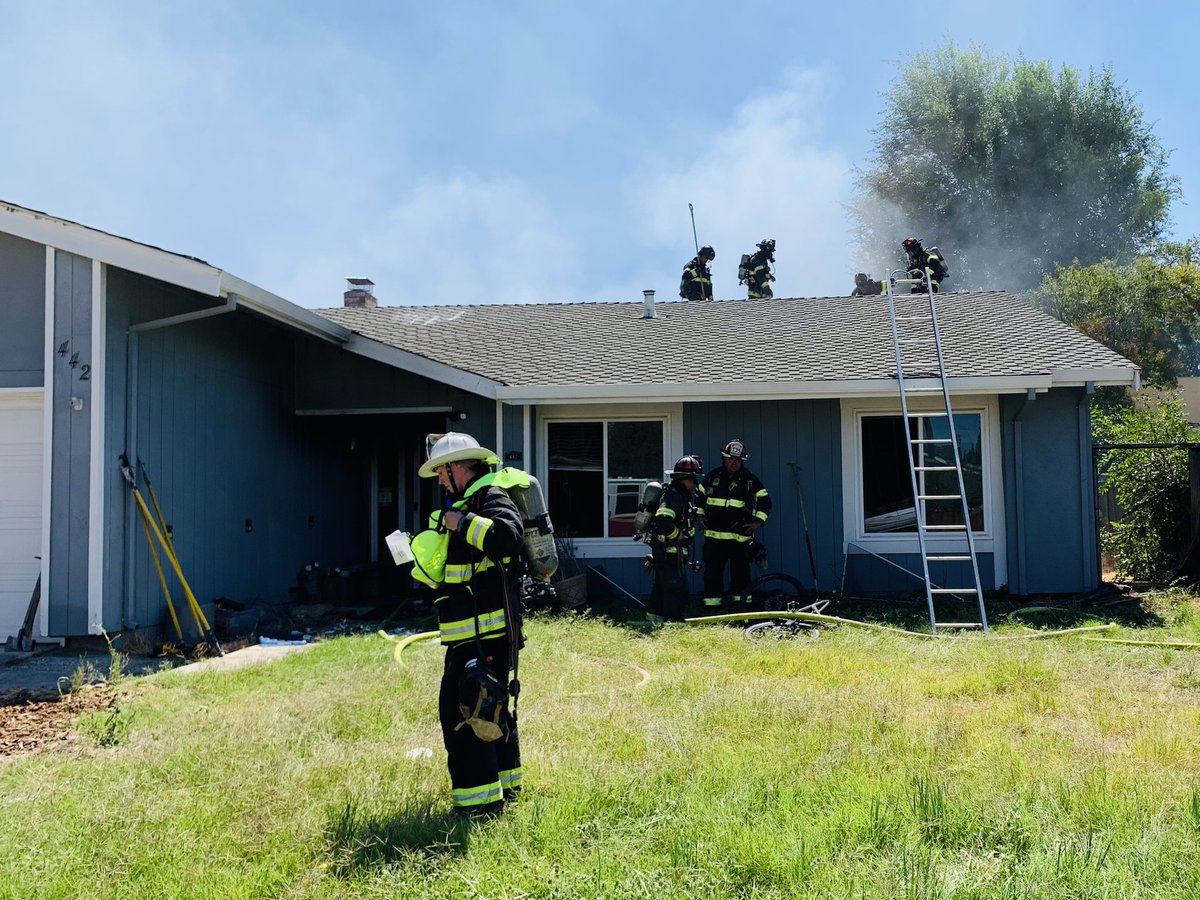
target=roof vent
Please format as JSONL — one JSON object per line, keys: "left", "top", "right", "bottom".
{"left": 642, "top": 289, "right": 656, "bottom": 319}
{"left": 344, "top": 276, "right": 377, "bottom": 308}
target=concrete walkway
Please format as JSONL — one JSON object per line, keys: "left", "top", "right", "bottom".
{"left": 0, "top": 642, "right": 314, "bottom": 694}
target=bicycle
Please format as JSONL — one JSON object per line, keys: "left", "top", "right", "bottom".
{"left": 743, "top": 572, "right": 833, "bottom": 640}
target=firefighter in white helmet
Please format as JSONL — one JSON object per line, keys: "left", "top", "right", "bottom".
{"left": 696, "top": 439, "right": 772, "bottom": 609}
{"left": 412, "top": 432, "right": 525, "bottom": 819}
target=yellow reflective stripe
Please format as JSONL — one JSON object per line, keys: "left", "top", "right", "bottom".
{"left": 703, "top": 597, "right": 723, "bottom": 606}
{"left": 664, "top": 545, "right": 689, "bottom": 555}
{"left": 706, "top": 497, "right": 746, "bottom": 508}
{"left": 439, "top": 608, "right": 507, "bottom": 642}
{"left": 445, "top": 557, "right": 499, "bottom": 583}
{"left": 654, "top": 506, "right": 675, "bottom": 518}
{"left": 465, "top": 514, "right": 492, "bottom": 551}
{"left": 755, "top": 510, "right": 769, "bottom": 522}
{"left": 755, "top": 489, "right": 769, "bottom": 499}
{"left": 705, "top": 529, "right": 751, "bottom": 542}
{"left": 499, "top": 767, "right": 523, "bottom": 788}
{"left": 453, "top": 781, "right": 503, "bottom": 808}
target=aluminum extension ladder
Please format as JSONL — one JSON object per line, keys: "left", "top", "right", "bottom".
{"left": 883, "top": 268, "right": 989, "bottom": 633}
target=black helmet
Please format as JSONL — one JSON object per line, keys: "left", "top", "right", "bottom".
{"left": 721, "top": 439, "right": 748, "bottom": 460}
{"left": 670, "top": 455, "right": 704, "bottom": 478}
{"left": 902, "top": 237, "right": 923, "bottom": 253}
{"left": 746, "top": 539, "right": 768, "bottom": 569}
{"left": 757, "top": 238, "right": 775, "bottom": 253}
{"left": 698, "top": 246, "right": 715, "bottom": 260}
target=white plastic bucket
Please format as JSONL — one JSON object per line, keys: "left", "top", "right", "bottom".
{"left": 385, "top": 530, "right": 414, "bottom": 566}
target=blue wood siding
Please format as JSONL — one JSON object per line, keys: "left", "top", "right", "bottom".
{"left": 294, "top": 341, "right": 494, "bottom": 428}
{"left": 684, "top": 398, "right": 843, "bottom": 594}
{"left": 0, "top": 231, "right": 45, "bottom": 387}
{"left": 1002, "top": 387, "right": 1097, "bottom": 595}
{"left": 49, "top": 252, "right": 93, "bottom": 634}
{"left": 103, "top": 270, "right": 367, "bottom": 634}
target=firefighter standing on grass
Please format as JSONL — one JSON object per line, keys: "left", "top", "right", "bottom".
{"left": 696, "top": 440, "right": 772, "bottom": 609}
{"left": 412, "top": 432, "right": 525, "bottom": 820}
{"left": 647, "top": 455, "right": 704, "bottom": 622}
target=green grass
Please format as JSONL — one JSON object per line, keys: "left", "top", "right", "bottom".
{"left": 3, "top": 609, "right": 1200, "bottom": 898}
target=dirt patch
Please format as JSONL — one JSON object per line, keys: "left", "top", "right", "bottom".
{"left": 0, "top": 684, "right": 116, "bottom": 758}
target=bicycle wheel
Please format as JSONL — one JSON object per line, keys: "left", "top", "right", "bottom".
{"left": 748, "top": 572, "right": 808, "bottom": 612}
{"left": 744, "top": 619, "right": 820, "bottom": 641}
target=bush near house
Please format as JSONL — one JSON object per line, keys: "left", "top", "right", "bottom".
{"left": 1093, "top": 391, "right": 1200, "bottom": 581}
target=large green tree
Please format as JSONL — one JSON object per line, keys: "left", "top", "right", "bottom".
{"left": 1034, "top": 240, "right": 1200, "bottom": 386}
{"left": 853, "top": 45, "right": 1176, "bottom": 291}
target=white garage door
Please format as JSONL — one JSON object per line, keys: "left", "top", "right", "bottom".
{"left": 0, "top": 391, "right": 43, "bottom": 641}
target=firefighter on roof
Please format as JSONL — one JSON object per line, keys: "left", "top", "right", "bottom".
{"left": 742, "top": 238, "right": 776, "bottom": 299}
{"left": 696, "top": 439, "right": 772, "bottom": 609}
{"left": 412, "top": 432, "right": 525, "bottom": 820}
{"left": 851, "top": 272, "right": 883, "bottom": 296}
{"left": 680, "top": 246, "right": 715, "bottom": 301}
{"left": 902, "top": 237, "right": 948, "bottom": 293}
{"left": 647, "top": 455, "right": 703, "bottom": 622}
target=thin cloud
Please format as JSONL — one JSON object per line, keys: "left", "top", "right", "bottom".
{"left": 629, "top": 65, "right": 855, "bottom": 300}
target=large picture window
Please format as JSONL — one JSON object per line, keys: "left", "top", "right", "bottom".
{"left": 861, "top": 413, "right": 984, "bottom": 533}
{"left": 547, "top": 419, "right": 664, "bottom": 538}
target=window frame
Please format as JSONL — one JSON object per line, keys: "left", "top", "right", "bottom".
{"left": 538, "top": 403, "right": 683, "bottom": 559}
{"left": 840, "top": 395, "right": 1007, "bottom": 583}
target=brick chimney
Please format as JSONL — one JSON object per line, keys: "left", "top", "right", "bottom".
{"left": 344, "top": 277, "right": 377, "bottom": 308}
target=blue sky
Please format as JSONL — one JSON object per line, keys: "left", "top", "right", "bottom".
{"left": 2, "top": 0, "right": 1196, "bottom": 307}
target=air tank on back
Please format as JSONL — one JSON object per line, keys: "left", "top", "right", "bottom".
{"left": 506, "top": 473, "right": 558, "bottom": 581}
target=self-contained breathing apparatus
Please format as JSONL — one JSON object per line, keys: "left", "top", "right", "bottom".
{"left": 632, "top": 481, "right": 664, "bottom": 543}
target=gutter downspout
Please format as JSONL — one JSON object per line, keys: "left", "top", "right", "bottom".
{"left": 1012, "top": 388, "right": 1037, "bottom": 595}
{"left": 122, "top": 296, "right": 238, "bottom": 628}
{"left": 1078, "top": 381, "right": 1096, "bottom": 590}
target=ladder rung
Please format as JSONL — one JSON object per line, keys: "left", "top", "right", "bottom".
{"left": 934, "top": 622, "right": 983, "bottom": 629}
{"left": 928, "top": 555, "right": 971, "bottom": 561}
{"left": 911, "top": 438, "right": 952, "bottom": 444}
{"left": 923, "top": 524, "right": 966, "bottom": 531}
{"left": 918, "top": 494, "right": 961, "bottom": 500}
{"left": 894, "top": 316, "right": 931, "bottom": 321}
{"left": 929, "top": 589, "right": 978, "bottom": 595}
{"left": 914, "top": 466, "right": 956, "bottom": 472}
{"left": 899, "top": 338, "right": 933, "bottom": 344}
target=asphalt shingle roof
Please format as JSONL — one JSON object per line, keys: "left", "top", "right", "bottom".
{"left": 316, "top": 292, "right": 1138, "bottom": 391}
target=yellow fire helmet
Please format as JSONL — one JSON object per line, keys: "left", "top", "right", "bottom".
{"left": 410, "top": 529, "right": 450, "bottom": 587}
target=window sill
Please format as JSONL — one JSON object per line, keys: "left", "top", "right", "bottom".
{"left": 567, "top": 538, "right": 653, "bottom": 559}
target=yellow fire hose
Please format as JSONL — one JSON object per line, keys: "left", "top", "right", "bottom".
{"left": 1083, "top": 637, "right": 1200, "bottom": 649}
{"left": 378, "top": 629, "right": 440, "bottom": 666}
{"left": 686, "top": 610, "right": 1118, "bottom": 640}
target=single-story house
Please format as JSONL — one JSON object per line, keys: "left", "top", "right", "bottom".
{"left": 0, "top": 200, "right": 1140, "bottom": 643}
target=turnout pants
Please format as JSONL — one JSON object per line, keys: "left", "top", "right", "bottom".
{"left": 439, "top": 640, "right": 522, "bottom": 812}
{"left": 648, "top": 551, "right": 689, "bottom": 621}
{"left": 703, "top": 537, "right": 751, "bottom": 607}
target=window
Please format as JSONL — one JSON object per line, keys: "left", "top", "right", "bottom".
{"left": 861, "top": 413, "right": 984, "bottom": 533}
{"left": 546, "top": 419, "right": 665, "bottom": 539}
{"left": 841, "top": 396, "right": 1005, "bottom": 584}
